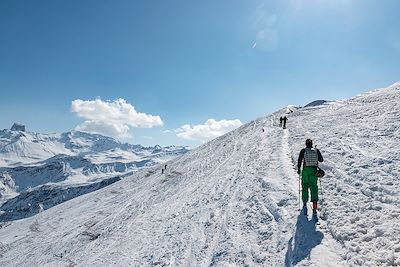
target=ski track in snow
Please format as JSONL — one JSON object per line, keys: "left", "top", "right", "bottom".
{"left": 286, "top": 84, "right": 400, "bottom": 266}
{"left": 0, "top": 83, "right": 399, "bottom": 266}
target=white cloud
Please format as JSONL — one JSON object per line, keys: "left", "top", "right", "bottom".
{"left": 75, "top": 120, "right": 131, "bottom": 139}
{"left": 71, "top": 98, "right": 163, "bottom": 139}
{"left": 175, "top": 119, "right": 243, "bottom": 142}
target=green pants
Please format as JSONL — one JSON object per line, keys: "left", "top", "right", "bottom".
{"left": 301, "top": 166, "right": 318, "bottom": 204}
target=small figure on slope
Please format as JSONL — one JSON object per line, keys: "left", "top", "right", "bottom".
{"left": 279, "top": 117, "right": 283, "bottom": 127}
{"left": 282, "top": 116, "right": 288, "bottom": 129}
{"left": 297, "top": 139, "right": 324, "bottom": 221}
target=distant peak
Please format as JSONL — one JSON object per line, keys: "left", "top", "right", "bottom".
{"left": 303, "top": 100, "right": 328, "bottom": 108}
{"left": 11, "top": 123, "right": 26, "bottom": 132}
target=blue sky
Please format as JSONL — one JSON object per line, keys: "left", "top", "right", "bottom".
{"left": 0, "top": 0, "right": 399, "bottom": 147}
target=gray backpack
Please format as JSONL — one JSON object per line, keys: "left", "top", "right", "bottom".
{"left": 304, "top": 148, "right": 318, "bottom": 166}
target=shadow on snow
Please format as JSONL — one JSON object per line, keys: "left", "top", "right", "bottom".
{"left": 284, "top": 212, "right": 324, "bottom": 266}
{"left": 0, "top": 176, "right": 122, "bottom": 222}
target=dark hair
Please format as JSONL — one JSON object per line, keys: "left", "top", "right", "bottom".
{"left": 306, "top": 139, "right": 313, "bottom": 148}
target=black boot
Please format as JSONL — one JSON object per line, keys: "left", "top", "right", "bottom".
{"left": 302, "top": 204, "right": 308, "bottom": 216}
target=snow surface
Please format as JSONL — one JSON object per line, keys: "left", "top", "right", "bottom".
{"left": 0, "top": 131, "right": 188, "bottom": 220}
{"left": 0, "top": 83, "right": 399, "bottom": 266}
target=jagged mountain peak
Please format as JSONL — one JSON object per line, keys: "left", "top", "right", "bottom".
{"left": 0, "top": 129, "right": 187, "bottom": 167}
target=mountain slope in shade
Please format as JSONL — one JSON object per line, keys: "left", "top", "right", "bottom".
{"left": 303, "top": 100, "right": 329, "bottom": 108}
{"left": 0, "top": 82, "right": 399, "bottom": 266}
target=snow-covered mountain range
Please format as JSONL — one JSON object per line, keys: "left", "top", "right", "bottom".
{"left": 0, "top": 82, "right": 399, "bottom": 266}
{"left": 0, "top": 130, "right": 187, "bottom": 167}
{"left": 0, "top": 130, "right": 188, "bottom": 220}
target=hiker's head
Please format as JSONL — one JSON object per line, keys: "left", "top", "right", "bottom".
{"left": 305, "top": 139, "right": 313, "bottom": 148}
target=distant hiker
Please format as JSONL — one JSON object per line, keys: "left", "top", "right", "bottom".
{"left": 164, "top": 164, "right": 167, "bottom": 170}
{"left": 282, "top": 116, "right": 288, "bottom": 129}
{"left": 262, "top": 128, "right": 265, "bottom": 132}
{"left": 279, "top": 117, "right": 283, "bottom": 127}
{"left": 297, "top": 139, "right": 324, "bottom": 218}
{"left": 161, "top": 168, "right": 164, "bottom": 174}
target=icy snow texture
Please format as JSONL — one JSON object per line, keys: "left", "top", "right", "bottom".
{"left": 287, "top": 83, "right": 400, "bottom": 266}
{"left": 0, "top": 131, "right": 188, "bottom": 220}
{"left": 0, "top": 83, "right": 399, "bottom": 266}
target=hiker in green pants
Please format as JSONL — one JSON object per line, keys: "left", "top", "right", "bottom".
{"left": 297, "top": 139, "right": 324, "bottom": 216}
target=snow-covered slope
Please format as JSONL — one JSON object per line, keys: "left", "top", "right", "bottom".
{"left": 0, "top": 130, "right": 72, "bottom": 167}
{"left": 285, "top": 83, "right": 400, "bottom": 266}
{"left": 0, "top": 130, "right": 188, "bottom": 219}
{"left": 0, "top": 83, "right": 399, "bottom": 266}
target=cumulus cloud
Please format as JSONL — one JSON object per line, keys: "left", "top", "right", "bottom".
{"left": 71, "top": 98, "right": 163, "bottom": 139}
{"left": 175, "top": 119, "right": 243, "bottom": 142}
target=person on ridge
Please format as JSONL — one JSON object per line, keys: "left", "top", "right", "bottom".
{"left": 297, "top": 139, "right": 323, "bottom": 218}
{"left": 282, "top": 116, "right": 288, "bottom": 129}
{"left": 279, "top": 117, "right": 283, "bottom": 127}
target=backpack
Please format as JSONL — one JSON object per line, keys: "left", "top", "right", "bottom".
{"left": 304, "top": 148, "right": 318, "bottom": 166}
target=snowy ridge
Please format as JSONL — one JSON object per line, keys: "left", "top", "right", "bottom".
{"left": 0, "top": 175, "right": 122, "bottom": 222}
{"left": 303, "top": 100, "right": 329, "bottom": 108}
{"left": 0, "top": 130, "right": 72, "bottom": 167}
{"left": 286, "top": 82, "right": 400, "bottom": 266}
{"left": 0, "top": 130, "right": 188, "bottom": 219}
{"left": 0, "top": 83, "right": 399, "bottom": 266}
{"left": 0, "top": 130, "right": 187, "bottom": 167}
